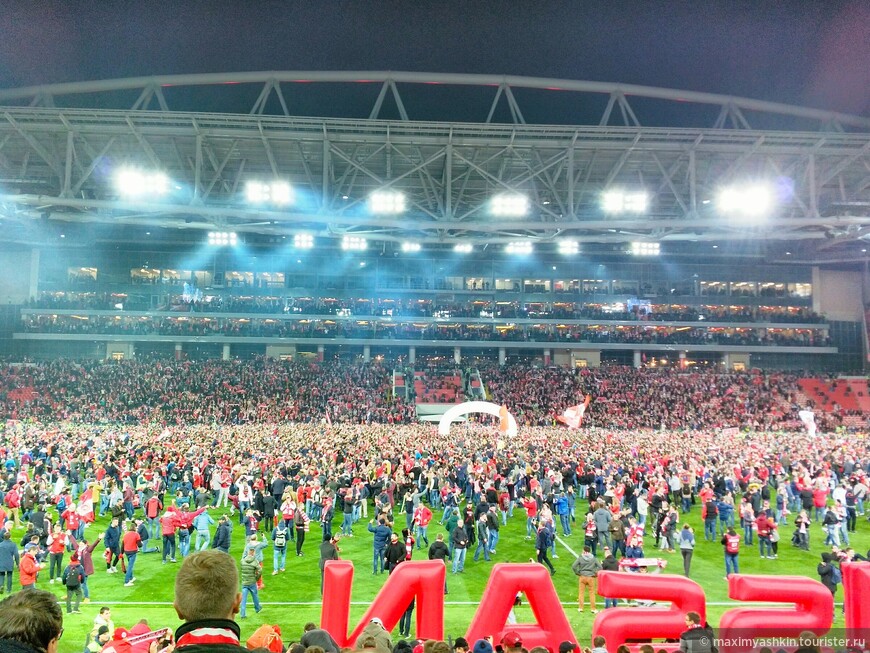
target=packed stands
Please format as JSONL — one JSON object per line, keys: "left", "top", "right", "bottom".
{"left": 0, "top": 359, "right": 865, "bottom": 432}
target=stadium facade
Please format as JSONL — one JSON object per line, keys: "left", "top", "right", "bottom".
{"left": 0, "top": 72, "right": 867, "bottom": 371}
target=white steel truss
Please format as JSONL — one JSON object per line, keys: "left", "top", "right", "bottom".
{"left": 0, "top": 72, "right": 866, "bottom": 252}
{"left": 1, "top": 71, "right": 868, "bottom": 131}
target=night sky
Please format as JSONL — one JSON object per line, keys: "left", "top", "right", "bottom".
{"left": 0, "top": 1, "right": 868, "bottom": 118}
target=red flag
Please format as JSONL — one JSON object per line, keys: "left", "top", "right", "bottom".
{"left": 76, "top": 488, "right": 95, "bottom": 523}
{"left": 556, "top": 395, "right": 592, "bottom": 430}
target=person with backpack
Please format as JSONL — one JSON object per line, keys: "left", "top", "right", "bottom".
{"left": 817, "top": 552, "right": 840, "bottom": 621}
{"left": 679, "top": 524, "right": 696, "bottom": 577}
{"left": 62, "top": 552, "right": 85, "bottom": 613}
{"left": 271, "top": 520, "right": 289, "bottom": 574}
{"left": 239, "top": 549, "right": 262, "bottom": 619}
{"left": 535, "top": 523, "right": 556, "bottom": 576}
{"left": 721, "top": 526, "right": 740, "bottom": 578}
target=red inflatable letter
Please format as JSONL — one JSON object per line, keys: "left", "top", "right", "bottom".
{"left": 843, "top": 562, "right": 870, "bottom": 645}
{"left": 718, "top": 575, "right": 833, "bottom": 653}
{"left": 320, "top": 560, "right": 446, "bottom": 646}
{"left": 592, "top": 571, "right": 706, "bottom": 650}
{"left": 466, "top": 564, "right": 575, "bottom": 649}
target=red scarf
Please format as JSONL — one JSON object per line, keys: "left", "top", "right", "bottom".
{"left": 176, "top": 619, "right": 240, "bottom": 648}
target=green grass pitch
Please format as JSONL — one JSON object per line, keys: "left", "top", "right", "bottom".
{"left": 27, "top": 503, "right": 867, "bottom": 652}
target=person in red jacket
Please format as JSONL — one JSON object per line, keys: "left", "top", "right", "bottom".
{"left": 145, "top": 494, "right": 162, "bottom": 540}
{"left": 122, "top": 522, "right": 141, "bottom": 586}
{"left": 174, "top": 505, "right": 206, "bottom": 558}
{"left": 4, "top": 484, "right": 22, "bottom": 528}
{"left": 160, "top": 508, "right": 180, "bottom": 563}
{"left": 813, "top": 486, "right": 829, "bottom": 523}
{"left": 756, "top": 513, "right": 773, "bottom": 559}
{"left": 76, "top": 533, "right": 102, "bottom": 603}
{"left": 413, "top": 504, "right": 432, "bottom": 549}
{"left": 46, "top": 524, "right": 71, "bottom": 585}
{"left": 19, "top": 546, "right": 43, "bottom": 589}
{"left": 523, "top": 496, "right": 539, "bottom": 539}
{"left": 62, "top": 504, "right": 82, "bottom": 542}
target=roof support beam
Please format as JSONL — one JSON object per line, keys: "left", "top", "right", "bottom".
{"left": 3, "top": 112, "right": 62, "bottom": 178}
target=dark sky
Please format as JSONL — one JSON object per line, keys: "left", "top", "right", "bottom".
{"left": 0, "top": 1, "right": 869, "bottom": 117}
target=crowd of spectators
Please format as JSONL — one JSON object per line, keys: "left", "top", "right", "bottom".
{"left": 0, "top": 360, "right": 413, "bottom": 426}
{"left": 0, "top": 356, "right": 866, "bottom": 653}
{"left": 0, "top": 405, "right": 865, "bottom": 652}
{"left": 26, "top": 293, "right": 126, "bottom": 311}
{"left": 481, "top": 364, "right": 857, "bottom": 432}
{"left": 20, "top": 315, "right": 829, "bottom": 348}
{"left": 0, "top": 360, "right": 863, "bottom": 433}
{"left": 26, "top": 292, "right": 824, "bottom": 324}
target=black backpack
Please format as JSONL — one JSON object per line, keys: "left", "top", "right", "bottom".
{"left": 62, "top": 563, "right": 83, "bottom": 589}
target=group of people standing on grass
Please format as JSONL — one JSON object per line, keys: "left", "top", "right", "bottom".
{"left": 0, "top": 369, "right": 866, "bottom": 617}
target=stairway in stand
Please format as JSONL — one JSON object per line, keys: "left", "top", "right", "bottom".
{"left": 797, "top": 377, "right": 869, "bottom": 412}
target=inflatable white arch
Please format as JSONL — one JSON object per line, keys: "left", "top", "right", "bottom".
{"left": 437, "top": 401, "right": 518, "bottom": 437}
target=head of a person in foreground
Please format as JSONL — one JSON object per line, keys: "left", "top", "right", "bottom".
{"left": 0, "top": 588, "right": 64, "bottom": 653}
{"left": 174, "top": 550, "right": 242, "bottom": 622}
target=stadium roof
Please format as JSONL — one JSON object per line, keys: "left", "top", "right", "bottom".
{"left": 0, "top": 71, "right": 868, "bottom": 262}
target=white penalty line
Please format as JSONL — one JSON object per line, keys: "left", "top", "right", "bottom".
{"left": 555, "top": 534, "right": 579, "bottom": 559}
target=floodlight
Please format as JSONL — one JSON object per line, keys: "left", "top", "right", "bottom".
{"left": 491, "top": 193, "right": 529, "bottom": 217}
{"left": 341, "top": 236, "right": 368, "bottom": 251}
{"left": 558, "top": 240, "right": 579, "bottom": 255}
{"left": 270, "top": 181, "right": 293, "bottom": 205}
{"left": 369, "top": 191, "right": 406, "bottom": 214}
{"left": 207, "top": 231, "right": 238, "bottom": 247}
{"left": 454, "top": 243, "right": 473, "bottom": 253}
{"left": 401, "top": 242, "right": 421, "bottom": 253}
{"left": 630, "top": 241, "right": 660, "bottom": 256}
{"left": 293, "top": 233, "right": 314, "bottom": 249}
{"left": 602, "top": 190, "right": 648, "bottom": 214}
{"left": 716, "top": 184, "right": 774, "bottom": 217}
{"left": 115, "top": 168, "right": 168, "bottom": 198}
{"left": 245, "top": 180, "right": 294, "bottom": 206}
{"left": 505, "top": 241, "right": 533, "bottom": 255}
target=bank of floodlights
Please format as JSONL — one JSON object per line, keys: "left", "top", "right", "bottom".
{"left": 342, "top": 236, "right": 368, "bottom": 251}
{"left": 369, "top": 191, "right": 406, "bottom": 214}
{"left": 505, "top": 241, "right": 533, "bottom": 255}
{"left": 558, "top": 240, "right": 579, "bottom": 255}
{"left": 401, "top": 242, "right": 421, "bottom": 253}
{"left": 602, "top": 189, "right": 649, "bottom": 214}
{"left": 491, "top": 193, "right": 529, "bottom": 217}
{"left": 716, "top": 184, "right": 775, "bottom": 218}
{"left": 246, "top": 180, "right": 293, "bottom": 206}
{"left": 630, "top": 242, "right": 660, "bottom": 256}
{"left": 208, "top": 232, "right": 237, "bottom": 247}
{"left": 293, "top": 233, "right": 314, "bottom": 249}
{"left": 454, "top": 243, "right": 474, "bottom": 253}
{"left": 115, "top": 168, "right": 169, "bottom": 198}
